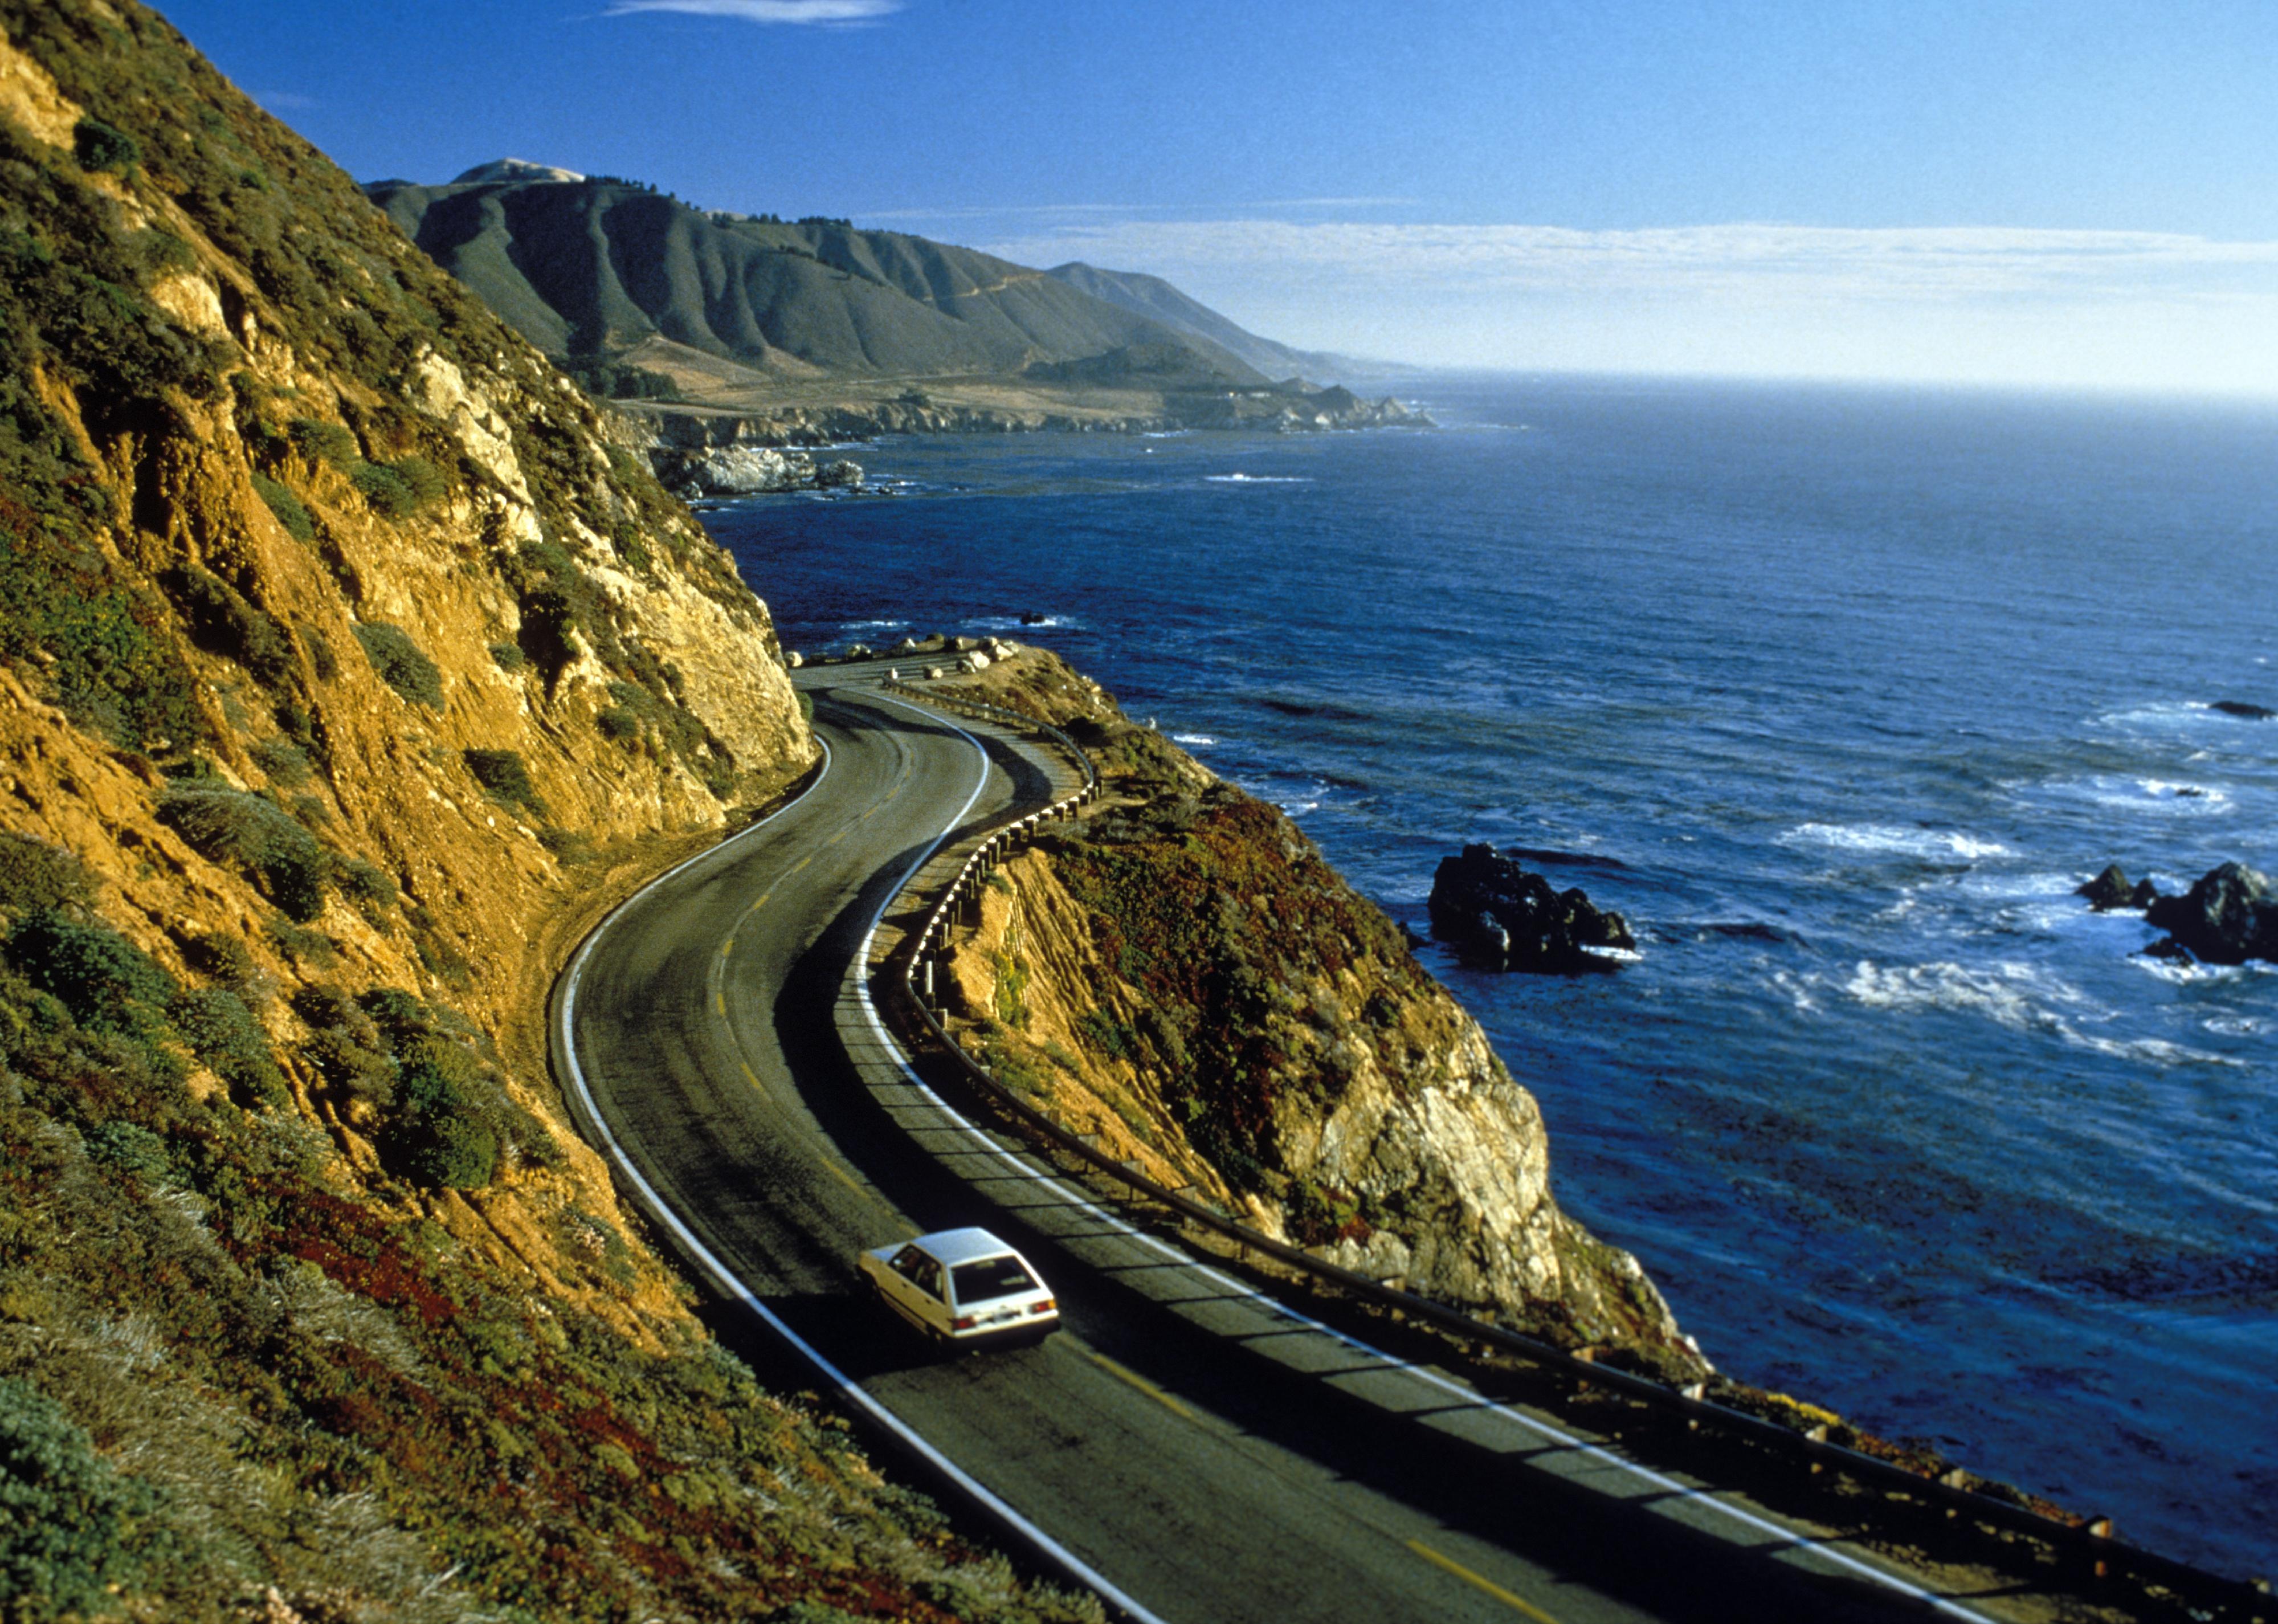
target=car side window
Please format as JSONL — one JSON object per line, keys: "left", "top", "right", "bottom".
{"left": 891, "top": 1248, "right": 944, "bottom": 1299}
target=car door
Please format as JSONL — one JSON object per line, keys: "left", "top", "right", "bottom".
{"left": 881, "top": 1245, "right": 946, "bottom": 1334}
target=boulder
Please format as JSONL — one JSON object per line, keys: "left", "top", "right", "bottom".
{"left": 2077, "top": 863, "right": 2158, "bottom": 911}
{"left": 2143, "top": 860, "right": 2278, "bottom": 965}
{"left": 1427, "top": 843, "right": 1637, "bottom": 973}
{"left": 815, "top": 458, "right": 864, "bottom": 489}
{"left": 785, "top": 650, "right": 804, "bottom": 669}
{"left": 2211, "top": 700, "right": 2274, "bottom": 720}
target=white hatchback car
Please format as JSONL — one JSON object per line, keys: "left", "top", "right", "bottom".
{"left": 859, "top": 1227, "right": 1059, "bottom": 1348}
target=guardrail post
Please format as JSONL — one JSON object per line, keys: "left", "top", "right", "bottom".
{"left": 923, "top": 957, "right": 935, "bottom": 1005}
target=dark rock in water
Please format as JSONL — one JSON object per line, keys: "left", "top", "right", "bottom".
{"left": 2143, "top": 861, "right": 2278, "bottom": 965}
{"left": 2139, "top": 936, "right": 2195, "bottom": 962}
{"left": 2174, "top": 786, "right": 2206, "bottom": 798}
{"left": 1428, "top": 843, "right": 1636, "bottom": 973}
{"left": 1020, "top": 612, "right": 1048, "bottom": 625}
{"left": 2211, "top": 700, "right": 2275, "bottom": 720}
{"left": 2078, "top": 864, "right": 2159, "bottom": 912}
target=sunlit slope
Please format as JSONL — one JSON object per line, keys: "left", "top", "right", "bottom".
{"left": 371, "top": 170, "right": 1269, "bottom": 382}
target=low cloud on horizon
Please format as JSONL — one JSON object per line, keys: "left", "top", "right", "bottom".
{"left": 602, "top": 0, "right": 899, "bottom": 25}
{"left": 974, "top": 217, "right": 2278, "bottom": 394}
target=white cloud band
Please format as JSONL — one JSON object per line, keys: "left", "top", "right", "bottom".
{"left": 978, "top": 218, "right": 2278, "bottom": 303}
{"left": 605, "top": 0, "right": 899, "bottom": 24}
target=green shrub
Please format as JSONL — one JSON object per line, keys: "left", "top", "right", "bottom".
{"left": 264, "top": 916, "right": 336, "bottom": 966}
{"left": 251, "top": 473, "right": 314, "bottom": 541}
{"left": 248, "top": 736, "right": 311, "bottom": 786}
{"left": 351, "top": 622, "right": 442, "bottom": 707}
{"left": 537, "top": 827, "right": 594, "bottom": 866}
{"left": 171, "top": 984, "right": 289, "bottom": 1108}
{"left": 166, "top": 566, "right": 295, "bottom": 685}
{"left": 595, "top": 705, "right": 639, "bottom": 741}
{"left": 182, "top": 930, "right": 259, "bottom": 990}
{"left": 380, "top": 1036, "right": 496, "bottom": 1188}
{"left": 349, "top": 460, "right": 416, "bottom": 517}
{"left": 333, "top": 855, "right": 398, "bottom": 918}
{"left": 1076, "top": 1010, "right": 1135, "bottom": 1062}
{"left": 287, "top": 417, "right": 357, "bottom": 469}
{"left": 157, "top": 785, "right": 329, "bottom": 921}
{"left": 488, "top": 640, "right": 526, "bottom": 671}
{"left": 5, "top": 909, "right": 174, "bottom": 1033}
{"left": 387, "top": 456, "right": 448, "bottom": 508}
{"left": 297, "top": 621, "right": 338, "bottom": 682}
{"left": 464, "top": 748, "right": 544, "bottom": 816}
{"left": 71, "top": 117, "right": 140, "bottom": 175}
{"left": 0, "top": 833, "right": 92, "bottom": 919}
{"left": 85, "top": 1119, "right": 174, "bottom": 1183}
{"left": 0, "top": 1377, "right": 160, "bottom": 1618}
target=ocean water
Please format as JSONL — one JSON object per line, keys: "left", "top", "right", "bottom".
{"left": 712, "top": 376, "right": 2278, "bottom": 1579}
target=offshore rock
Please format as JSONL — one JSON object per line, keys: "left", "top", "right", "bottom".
{"left": 2078, "top": 863, "right": 2159, "bottom": 911}
{"left": 656, "top": 444, "right": 863, "bottom": 497}
{"left": 1428, "top": 844, "right": 1636, "bottom": 972}
{"left": 2143, "top": 861, "right": 2278, "bottom": 965}
{"left": 2211, "top": 700, "right": 2275, "bottom": 720}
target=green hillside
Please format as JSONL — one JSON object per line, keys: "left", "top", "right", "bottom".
{"left": 1044, "top": 260, "right": 1348, "bottom": 382}
{"left": 369, "top": 166, "right": 1268, "bottom": 384}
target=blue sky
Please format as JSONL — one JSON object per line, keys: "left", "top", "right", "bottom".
{"left": 164, "top": 1, "right": 2278, "bottom": 392}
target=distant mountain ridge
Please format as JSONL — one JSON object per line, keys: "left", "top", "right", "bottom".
{"left": 1043, "top": 261, "right": 1348, "bottom": 382}
{"left": 365, "top": 165, "right": 1281, "bottom": 386}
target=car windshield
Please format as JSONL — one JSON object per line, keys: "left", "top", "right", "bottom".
{"left": 951, "top": 1256, "right": 1038, "bottom": 1305}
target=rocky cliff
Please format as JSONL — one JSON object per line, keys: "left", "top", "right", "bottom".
{"left": 920, "top": 650, "right": 1705, "bottom": 1379}
{"left": 0, "top": 5, "right": 1094, "bottom": 1621}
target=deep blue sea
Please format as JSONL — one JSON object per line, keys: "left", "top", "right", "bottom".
{"left": 713, "top": 375, "right": 2278, "bottom": 1580}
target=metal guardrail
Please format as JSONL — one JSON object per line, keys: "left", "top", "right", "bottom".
{"left": 874, "top": 681, "right": 2269, "bottom": 1623}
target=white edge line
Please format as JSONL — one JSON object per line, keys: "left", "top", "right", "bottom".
{"left": 556, "top": 712, "right": 1169, "bottom": 1624}
{"left": 852, "top": 699, "right": 1993, "bottom": 1623}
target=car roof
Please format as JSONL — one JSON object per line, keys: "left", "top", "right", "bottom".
{"left": 912, "top": 1227, "right": 1020, "bottom": 1267}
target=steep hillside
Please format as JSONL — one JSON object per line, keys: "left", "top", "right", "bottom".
{"left": 0, "top": 5, "right": 1093, "bottom": 1620}
{"left": 1044, "top": 261, "right": 1350, "bottom": 383}
{"left": 368, "top": 165, "right": 1267, "bottom": 384}
{"left": 918, "top": 650, "right": 1707, "bottom": 1381}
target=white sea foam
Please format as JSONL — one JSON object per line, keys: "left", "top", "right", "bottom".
{"left": 1844, "top": 958, "right": 2237, "bottom": 1065}
{"left": 1205, "top": 474, "right": 1312, "bottom": 484}
{"left": 1781, "top": 823, "right": 2013, "bottom": 861}
{"left": 1279, "top": 799, "right": 1320, "bottom": 815}
{"left": 839, "top": 619, "right": 908, "bottom": 630}
{"left": 2128, "top": 955, "right": 2278, "bottom": 987}
{"left": 969, "top": 614, "right": 1082, "bottom": 631}
{"left": 1171, "top": 733, "right": 1217, "bottom": 746}
{"left": 1768, "top": 969, "right": 1820, "bottom": 1013}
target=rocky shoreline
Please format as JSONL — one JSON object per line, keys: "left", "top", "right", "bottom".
{"left": 602, "top": 383, "right": 1426, "bottom": 487}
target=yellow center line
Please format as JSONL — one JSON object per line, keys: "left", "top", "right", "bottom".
{"left": 792, "top": 855, "right": 812, "bottom": 872}
{"left": 714, "top": 990, "right": 726, "bottom": 1018}
{"left": 747, "top": 890, "right": 774, "bottom": 914}
{"left": 740, "top": 1061, "right": 765, "bottom": 1095}
{"left": 1084, "top": 1349, "right": 1195, "bottom": 1421}
{"left": 719, "top": 937, "right": 734, "bottom": 957}
{"left": 820, "top": 1156, "right": 879, "bottom": 1204}
{"left": 1406, "top": 1541, "right": 1561, "bottom": 1623}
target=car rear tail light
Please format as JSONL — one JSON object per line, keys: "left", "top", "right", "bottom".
{"left": 952, "top": 1316, "right": 977, "bottom": 1331}
{"left": 1030, "top": 1299, "right": 1056, "bottom": 1315}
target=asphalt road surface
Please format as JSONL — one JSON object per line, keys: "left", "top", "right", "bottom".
{"left": 556, "top": 664, "right": 2010, "bottom": 1624}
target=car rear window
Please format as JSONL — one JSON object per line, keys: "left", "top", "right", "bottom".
{"left": 951, "top": 1256, "right": 1038, "bottom": 1305}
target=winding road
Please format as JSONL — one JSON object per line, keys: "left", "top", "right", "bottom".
{"left": 552, "top": 661, "right": 2007, "bottom": 1624}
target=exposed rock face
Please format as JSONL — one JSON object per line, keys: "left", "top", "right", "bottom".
{"left": 0, "top": 10, "right": 1096, "bottom": 1622}
{"left": 928, "top": 650, "right": 1703, "bottom": 1377}
{"left": 2144, "top": 862, "right": 2278, "bottom": 964}
{"left": 1428, "top": 844, "right": 1638, "bottom": 972}
{"left": 2078, "top": 863, "right": 2159, "bottom": 911}
{"left": 653, "top": 443, "right": 864, "bottom": 497}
